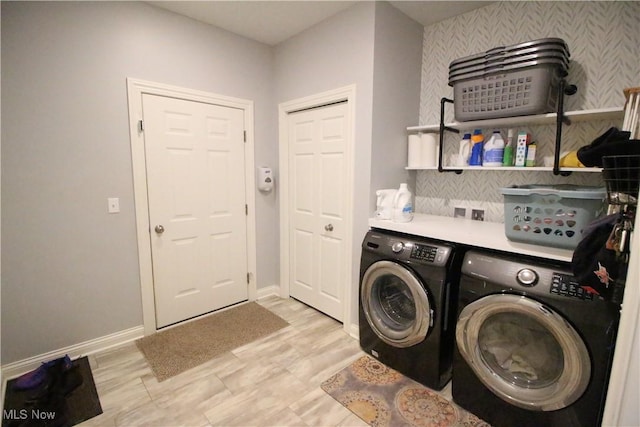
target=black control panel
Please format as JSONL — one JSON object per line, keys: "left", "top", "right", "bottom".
{"left": 363, "top": 231, "right": 453, "bottom": 269}
{"left": 410, "top": 244, "right": 444, "bottom": 262}
{"left": 551, "top": 273, "right": 594, "bottom": 300}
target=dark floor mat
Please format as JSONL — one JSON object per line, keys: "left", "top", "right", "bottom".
{"left": 2, "top": 356, "right": 102, "bottom": 427}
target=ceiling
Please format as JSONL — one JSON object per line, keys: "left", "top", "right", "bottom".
{"left": 147, "top": 1, "right": 493, "bottom": 46}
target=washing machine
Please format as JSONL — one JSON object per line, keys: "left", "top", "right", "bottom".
{"left": 359, "top": 229, "right": 462, "bottom": 390}
{"left": 453, "top": 250, "right": 620, "bottom": 427}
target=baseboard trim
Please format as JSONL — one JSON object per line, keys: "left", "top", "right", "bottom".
{"left": 255, "top": 285, "right": 281, "bottom": 300}
{"left": 1, "top": 325, "right": 144, "bottom": 382}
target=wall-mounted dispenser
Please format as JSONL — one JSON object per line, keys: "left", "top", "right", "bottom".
{"left": 257, "top": 167, "right": 274, "bottom": 192}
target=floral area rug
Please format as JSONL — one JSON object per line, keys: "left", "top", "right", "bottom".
{"left": 321, "top": 355, "right": 491, "bottom": 427}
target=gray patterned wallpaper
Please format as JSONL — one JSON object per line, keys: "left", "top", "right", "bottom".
{"left": 416, "top": 1, "right": 640, "bottom": 222}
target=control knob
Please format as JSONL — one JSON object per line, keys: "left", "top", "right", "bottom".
{"left": 517, "top": 268, "right": 538, "bottom": 287}
{"left": 391, "top": 242, "right": 405, "bottom": 253}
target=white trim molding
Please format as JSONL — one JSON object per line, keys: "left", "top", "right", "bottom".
{"left": 255, "top": 285, "right": 282, "bottom": 301}
{"left": 278, "top": 85, "right": 357, "bottom": 333}
{"left": 126, "top": 78, "right": 258, "bottom": 336}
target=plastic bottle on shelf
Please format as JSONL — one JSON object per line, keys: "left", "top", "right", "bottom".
{"left": 392, "top": 183, "right": 413, "bottom": 223}
{"left": 468, "top": 129, "right": 484, "bottom": 166}
{"left": 526, "top": 142, "right": 537, "bottom": 166}
{"left": 502, "top": 129, "right": 514, "bottom": 166}
{"left": 459, "top": 133, "right": 472, "bottom": 166}
{"left": 483, "top": 130, "right": 505, "bottom": 167}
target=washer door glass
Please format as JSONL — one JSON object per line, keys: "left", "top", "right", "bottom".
{"left": 456, "top": 294, "right": 591, "bottom": 411}
{"left": 361, "top": 260, "right": 431, "bottom": 348}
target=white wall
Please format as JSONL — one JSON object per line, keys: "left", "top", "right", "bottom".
{"left": 0, "top": 0, "right": 424, "bottom": 365}
{"left": 370, "top": 1, "right": 423, "bottom": 204}
{"left": 274, "top": 1, "right": 376, "bottom": 328}
{"left": 274, "top": 2, "right": 423, "bottom": 329}
{"left": 1, "top": 1, "right": 276, "bottom": 364}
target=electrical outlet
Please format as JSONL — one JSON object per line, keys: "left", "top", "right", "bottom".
{"left": 108, "top": 197, "right": 120, "bottom": 214}
{"left": 471, "top": 209, "right": 484, "bottom": 221}
{"left": 454, "top": 207, "right": 466, "bottom": 218}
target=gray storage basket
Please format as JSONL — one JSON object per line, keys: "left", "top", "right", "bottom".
{"left": 452, "top": 63, "right": 563, "bottom": 121}
{"left": 449, "top": 48, "right": 569, "bottom": 76}
{"left": 449, "top": 37, "right": 569, "bottom": 69}
{"left": 448, "top": 57, "right": 568, "bottom": 84}
{"left": 501, "top": 185, "right": 606, "bottom": 249}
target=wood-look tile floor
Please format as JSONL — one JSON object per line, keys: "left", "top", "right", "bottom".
{"left": 78, "top": 296, "right": 371, "bottom": 427}
{"left": 80, "top": 296, "right": 456, "bottom": 426}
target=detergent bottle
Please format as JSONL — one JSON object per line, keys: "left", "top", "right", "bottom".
{"left": 459, "top": 133, "right": 472, "bottom": 166}
{"left": 392, "top": 183, "right": 413, "bottom": 223}
{"left": 468, "top": 129, "right": 484, "bottom": 166}
{"left": 375, "top": 189, "right": 398, "bottom": 220}
{"left": 483, "top": 130, "right": 505, "bottom": 167}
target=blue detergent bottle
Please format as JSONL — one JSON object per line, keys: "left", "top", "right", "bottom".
{"left": 469, "top": 129, "right": 484, "bottom": 166}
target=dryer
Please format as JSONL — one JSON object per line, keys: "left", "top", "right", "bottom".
{"left": 359, "top": 229, "right": 462, "bottom": 390}
{"left": 453, "top": 250, "right": 620, "bottom": 427}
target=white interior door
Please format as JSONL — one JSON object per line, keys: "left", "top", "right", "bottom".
{"left": 143, "top": 94, "right": 248, "bottom": 328}
{"left": 288, "top": 102, "right": 348, "bottom": 321}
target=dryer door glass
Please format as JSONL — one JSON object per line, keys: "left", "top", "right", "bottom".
{"left": 361, "top": 261, "right": 432, "bottom": 348}
{"left": 478, "top": 312, "right": 564, "bottom": 389}
{"left": 456, "top": 294, "right": 591, "bottom": 411}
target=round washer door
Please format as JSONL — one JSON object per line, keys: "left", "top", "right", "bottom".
{"left": 361, "top": 260, "right": 432, "bottom": 348}
{"left": 456, "top": 293, "right": 591, "bottom": 411}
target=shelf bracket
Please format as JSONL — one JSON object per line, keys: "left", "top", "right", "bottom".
{"left": 439, "top": 97, "right": 462, "bottom": 173}
{"left": 553, "top": 79, "right": 578, "bottom": 176}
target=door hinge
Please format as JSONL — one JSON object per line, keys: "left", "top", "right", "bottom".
{"left": 245, "top": 204, "right": 248, "bottom": 215}
{"left": 247, "top": 272, "right": 250, "bottom": 284}
{"left": 138, "top": 119, "right": 145, "bottom": 132}
{"left": 243, "top": 130, "right": 247, "bottom": 143}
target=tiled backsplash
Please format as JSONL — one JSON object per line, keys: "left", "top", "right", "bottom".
{"left": 416, "top": 1, "right": 640, "bottom": 222}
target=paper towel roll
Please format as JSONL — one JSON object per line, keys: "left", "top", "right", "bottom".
{"left": 407, "top": 134, "right": 422, "bottom": 167}
{"left": 421, "top": 133, "right": 438, "bottom": 167}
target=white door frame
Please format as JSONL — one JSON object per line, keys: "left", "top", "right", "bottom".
{"left": 278, "top": 85, "right": 356, "bottom": 330}
{"left": 127, "top": 78, "right": 257, "bottom": 336}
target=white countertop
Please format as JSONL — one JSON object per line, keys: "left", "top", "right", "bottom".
{"left": 369, "top": 213, "right": 574, "bottom": 263}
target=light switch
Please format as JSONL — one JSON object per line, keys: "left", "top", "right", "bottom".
{"left": 108, "top": 197, "right": 120, "bottom": 214}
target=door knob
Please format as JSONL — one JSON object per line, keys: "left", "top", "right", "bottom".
{"left": 325, "top": 224, "right": 334, "bottom": 232}
{"left": 154, "top": 225, "right": 165, "bottom": 234}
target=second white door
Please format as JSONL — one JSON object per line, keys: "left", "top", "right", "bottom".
{"left": 143, "top": 94, "right": 248, "bottom": 328}
{"left": 288, "top": 102, "right": 349, "bottom": 321}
